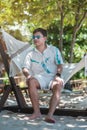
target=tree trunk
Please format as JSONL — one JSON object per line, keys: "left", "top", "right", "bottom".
{"left": 59, "top": 11, "right": 63, "bottom": 53}
{"left": 58, "top": 4, "right": 64, "bottom": 57}
{"left": 69, "top": 10, "right": 87, "bottom": 63}
{"left": 69, "top": 28, "right": 77, "bottom": 63}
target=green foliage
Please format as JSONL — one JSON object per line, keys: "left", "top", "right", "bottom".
{"left": 0, "top": 0, "right": 87, "bottom": 80}
{"left": 47, "top": 20, "right": 60, "bottom": 47}
{"left": 5, "top": 29, "right": 29, "bottom": 42}
{"left": 47, "top": 20, "right": 87, "bottom": 62}
{"left": 71, "top": 68, "right": 85, "bottom": 80}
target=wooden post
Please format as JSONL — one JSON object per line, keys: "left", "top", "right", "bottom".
{"left": 0, "top": 30, "right": 27, "bottom": 110}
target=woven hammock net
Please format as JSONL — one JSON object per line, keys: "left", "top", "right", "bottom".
{"left": 1, "top": 29, "right": 86, "bottom": 85}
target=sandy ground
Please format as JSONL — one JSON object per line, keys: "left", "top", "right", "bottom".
{"left": 0, "top": 110, "right": 87, "bottom": 130}
{"left": 0, "top": 90, "right": 87, "bottom": 130}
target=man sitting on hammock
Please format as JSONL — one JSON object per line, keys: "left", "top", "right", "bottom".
{"left": 22, "top": 28, "right": 64, "bottom": 123}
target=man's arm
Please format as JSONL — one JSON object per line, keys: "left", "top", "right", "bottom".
{"left": 56, "top": 64, "right": 63, "bottom": 77}
{"left": 22, "top": 68, "right": 31, "bottom": 79}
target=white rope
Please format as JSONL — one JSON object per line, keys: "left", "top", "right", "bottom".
{"left": 1, "top": 29, "right": 85, "bottom": 85}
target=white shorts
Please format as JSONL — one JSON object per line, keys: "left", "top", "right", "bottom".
{"left": 34, "top": 74, "right": 64, "bottom": 90}
{"left": 34, "top": 74, "right": 53, "bottom": 90}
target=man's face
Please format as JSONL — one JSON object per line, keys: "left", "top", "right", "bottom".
{"left": 33, "top": 32, "right": 47, "bottom": 47}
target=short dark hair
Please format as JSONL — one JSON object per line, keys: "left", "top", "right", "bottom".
{"left": 33, "top": 28, "right": 47, "bottom": 37}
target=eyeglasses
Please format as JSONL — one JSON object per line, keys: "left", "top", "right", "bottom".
{"left": 32, "top": 35, "right": 43, "bottom": 39}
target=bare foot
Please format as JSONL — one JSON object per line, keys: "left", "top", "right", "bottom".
{"left": 24, "top": 113, "right": 42, "bottom": 120}
{"left": 29, "top": 113, "right": 42, "bottom": 120}
{"left": 44, "top": 116, "right": 56, "bottom": 123}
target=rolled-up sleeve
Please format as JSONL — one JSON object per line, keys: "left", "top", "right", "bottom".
{"left": 22, "top": 53, "right": 31, "bottom": 70}
{"left": 55, "top": 47, "right": 63, "bottom": 65}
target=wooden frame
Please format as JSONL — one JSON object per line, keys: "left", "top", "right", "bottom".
{"left": 0, "top": 33, "right": 28, "bottom": 110}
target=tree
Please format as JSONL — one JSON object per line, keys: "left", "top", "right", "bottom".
{"left": 69, "top": 0, "right": 87, "bottom": 62}
{"left": 0, "top": 0, "right": 87, "bottom": 63}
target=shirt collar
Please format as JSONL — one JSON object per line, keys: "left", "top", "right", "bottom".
{"left": 33, "top": 44, "right": 50, "bottom": 53}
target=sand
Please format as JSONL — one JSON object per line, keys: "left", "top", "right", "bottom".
{"left": 0, "top": 110, "right": 87, "bottom": 130}
{"left": 0, "top": 90, "right": 87, "bottom": 130}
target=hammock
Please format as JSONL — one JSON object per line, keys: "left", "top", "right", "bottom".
{"left": 0, "top": 29, "right": 86, "bottom": 85}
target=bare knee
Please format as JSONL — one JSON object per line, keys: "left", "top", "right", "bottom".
{"left": 27, "top": 78, "right": 40, "bottom": 91}
{"left": 51, "top": 80, "right": 63, "bottom": 92}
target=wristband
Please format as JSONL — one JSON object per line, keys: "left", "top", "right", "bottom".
{"left": 56, "top": 73, "right": 61, "bottom": 77}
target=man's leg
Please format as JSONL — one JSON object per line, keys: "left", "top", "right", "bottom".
{"left": 27, "top": 78, "right": 41, "bottom": 120}
{"left": 45, "top": 78, "right": 63, "bottom": 123}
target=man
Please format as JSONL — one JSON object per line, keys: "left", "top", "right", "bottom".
{"left": 22, "top": 28, "right": 64, "bottom": 123}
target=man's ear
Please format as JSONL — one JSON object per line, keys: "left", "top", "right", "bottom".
{"left": 44, "top": 37, "right": 47, "bottom": 42}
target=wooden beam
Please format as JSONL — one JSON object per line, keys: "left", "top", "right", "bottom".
{"left": 0, "top": 31, "right": 27, "bottom": 109}
{"left": 0, "top": 85, "right": 12, "bottom": 110}
{"left": 2, "top": 105, "right": 87, "bottom": 117}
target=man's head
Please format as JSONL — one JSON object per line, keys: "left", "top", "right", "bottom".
{"left": 32, "top": 28, "right": 47, "bottom": 47}
{"left": 33, "top": 28, "right": 47, "bottom": 37}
